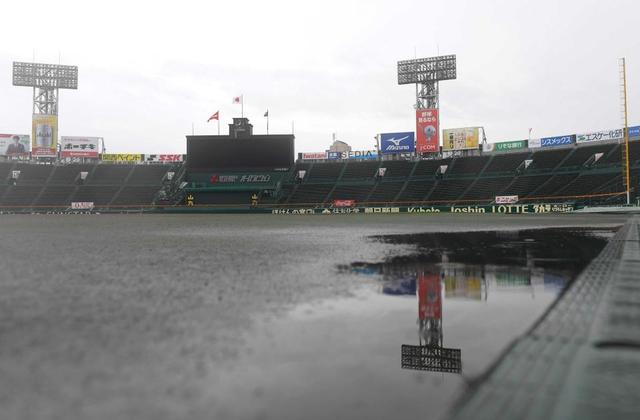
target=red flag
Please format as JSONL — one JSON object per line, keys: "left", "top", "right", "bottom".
{"left": 207, "top": 111, "right": 219, "bottom": 122}
{"left": 232, "top": 96, "right": 242, "bottom": 104}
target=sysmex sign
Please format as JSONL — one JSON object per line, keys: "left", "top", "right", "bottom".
{"left": 380, "top": 132, "right": 415, "bottom": 154}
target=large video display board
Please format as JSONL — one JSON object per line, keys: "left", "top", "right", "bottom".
{"left": 187, "top": 135, "right": 294, "bottom": 171}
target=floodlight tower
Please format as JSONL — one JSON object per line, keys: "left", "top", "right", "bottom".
{"left": 397, "top": 55, "right": 456, "bottom": 154}
{"left": 13, "top": 61, "right": 78, "bottom": 115}
{"left": 12, "top": 61, "right": 78, "bottom": 157}
{"left": 397, "top": 55, "right": 456, "bottom": 110}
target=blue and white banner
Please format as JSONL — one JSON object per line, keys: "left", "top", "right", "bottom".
{"left": 380, "top": 132, "right": 415, "bottom": 154}
{"left": 540, "top": 135, "right": 575, "bottom": 148}
{"left": 628, "top": 126, "right": 640, "bottom": 138}
{"left": 576, "top": 129, "right": 622, "bottom": 144}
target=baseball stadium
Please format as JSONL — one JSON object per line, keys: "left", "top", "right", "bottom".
{"left": 2, "top": 53, "right": 640, "bottom": 420}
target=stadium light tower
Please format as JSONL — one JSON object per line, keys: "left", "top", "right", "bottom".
{"left": 13, "top": 61, "right": 78, "bottom": 115}
{"left": 12, "top": 61, "right": 78, "bottom": 157}
{"left": 397, "top": 55, "right": 456, "bottom": 110}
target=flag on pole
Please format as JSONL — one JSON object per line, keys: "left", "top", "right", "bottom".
{"left": 232, "top": 96, "right": 242, "bottom": 104}
{"left": 207, "top": 111, "right": 219, "bottom": 122}
{"left": 264, "top": 109, "right": 269, "bottom": 117}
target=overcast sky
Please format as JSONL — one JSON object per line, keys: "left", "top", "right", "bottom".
{"left": 1, "top": 0, "right": 639, "bottom": 154}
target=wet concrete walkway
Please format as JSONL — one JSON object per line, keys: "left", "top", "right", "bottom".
{"left": 450, "top": 216, "right": 640, "bottom": 420}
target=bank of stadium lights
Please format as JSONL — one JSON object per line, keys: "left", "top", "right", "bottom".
{"left": 12, "top": 61, "right": 78, "bottom": 115}
{"left": 397, "top": 55, "right": 456, "bottom": 109}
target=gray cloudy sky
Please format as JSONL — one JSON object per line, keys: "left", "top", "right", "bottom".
{"left": 1, "top": 0, "right": 638, "bottom": 154}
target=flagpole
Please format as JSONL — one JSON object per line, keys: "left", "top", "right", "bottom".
{"left": 241, "top": 95, "right": 244, "bottom": 118}
{"left": 217, "top": 118, "right": 220, "bottom": 135}
{"left": 267, "top": 112, "right": 269, "bottom": 135}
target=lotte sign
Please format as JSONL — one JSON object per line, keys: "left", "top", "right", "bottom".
{"left": 416, "top": 109, "right": 439, "bottom": 153}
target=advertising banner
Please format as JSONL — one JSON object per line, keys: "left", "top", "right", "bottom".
{"left": 415, "top": 109, "right": 439, "bottom": 153}
{"left": 0, "top": 134, "right": 30, "bottom": 156}
{"left": 333, "top": 199, "right": 355, "bottom": 207}
{"left": 60, "top": 137, "right": 100, "bottom": 158}
{"left": 494, "top": 140, "right": 527, "bottom": 152}
{"left": 418, "top": 272, "right": 441, "bottom": 320}
{"left": 144, "top": 154, "right": 184, "bottom": 162}
{"left": 576, "top": 129, "right": 622, "bottom": 144}
{"left": 442, "top": 127, "right": 480, "bottom": 151}
{"left": 327, "top": 150, "right": 378, "bottom": 160}
{"left": 629, "top": 126, "right": 640, "bottom": 138}
{"left": 540, "top": 135, "right": 575, "bottom": 148}
{"left": 380, "top": 132, "right": 415, "bottom": 154}
{"left": 495, "top": 195, "right": 519, "bottom": 204}
{"left": 528, "top": 138, "right": 542, "bottom": 148}
{"left": 301, "top": 152, "right": 327, "bottom": 160}
{"left": 71, "top": 202, "right": 94, "bottom": 210}
{"left": 101, "top": 153, "right": 142, "bottom": 162}
{"left": 31, "top": 114, "right": 58, "bottom": 157}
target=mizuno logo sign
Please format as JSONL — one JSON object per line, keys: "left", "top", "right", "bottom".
{"left": 386, "top": 136, "right": 410, "bottom": 146}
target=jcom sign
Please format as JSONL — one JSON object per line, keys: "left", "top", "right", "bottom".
{"left": 380, "top": 132, "right": 415, "bottom": 154}
{"left": 415, "top": 109, "right": 439, "bottom": 153}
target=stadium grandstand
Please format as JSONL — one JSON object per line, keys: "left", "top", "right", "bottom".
{"left": 1, "top": 124, "right": 638, "bottom": 212}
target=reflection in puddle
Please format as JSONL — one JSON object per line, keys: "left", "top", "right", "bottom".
{"left": 344, "top": 228, "right": 611, "bottom": 377}
{"left": 212, "top": 228, "right": 612, "bottom": 420}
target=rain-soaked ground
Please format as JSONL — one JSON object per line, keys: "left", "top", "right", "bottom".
{"left": 0, "top": 213, "right": 628, "bottom": 420}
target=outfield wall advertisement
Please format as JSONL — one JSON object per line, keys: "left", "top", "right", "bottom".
{"left": 101, "top": 153, "right": 143, "bottom": 162}
{"left": 0, "top": 134, "right": 30, "bottom": 156}
{"left": 31, "top": 114, "right": 58, "bottom": 157}
{"left": 539, "top": 135, "right": 575, "bottom": 148}
{"left": 442, "top": 127, "right": 480, "bottom": 151}
{"left": 272, "top": 203, "right": 575, "bottom": 215}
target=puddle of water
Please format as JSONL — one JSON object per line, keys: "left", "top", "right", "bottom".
{"left": 208, "top": 228, "right": 612, "bottom": 420}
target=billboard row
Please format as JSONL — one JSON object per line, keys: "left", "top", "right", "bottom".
{"left": 31, "top": 114, "right": 58, "bottom": 157}
{"left": 416, "top": 109, "right": 439, "bottom": 153}
{"left": 380, "top": 132, "right": 415, "bottom": 154}
{"left": 0, "top": 134, "right": 30, "bottom": 156}
{"left": 442, "top": 127, "right": 480, "bottom": 151}
{"left": 61, "top": 136, "right": 100, "bottom": 158}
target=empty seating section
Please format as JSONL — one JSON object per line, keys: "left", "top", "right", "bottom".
{"left": 530, "top": 149, "right": 572, "bottom": 170}
{"left": 556, "top": 173, "right": 621, "bottom": 196}
{"left": 87, "top": 165, "right": 133, "bottom": 185}
{"left": 49, "top": 164, "right": 95, "bottom": 184}
{"left": 307, "top": 163, "right": 344, "bottom": 181}
{"left": 1, "top": 186, "right": 43, "bottom": 206}
{"left": 504, "top": 175, "right": 551, "bottom": 197}
{"left": 367, "top": 182, "right": 404, "bottom": 204}
{"left": 328, "top": 184, "right": 373, "bottom": 202}
{"left": 413, "top": 159, "right": 448, "bottom": 177}
{"left": 427, "top": 179, "right": 474, "bottom": 202}
{"left": 13, "top": 164, "right": 53, "bottom": 185}
{"left": 128, "top": 165, "right": 172, "bottom": 185}
{"left": 341, "top": 161, "right": 379, "bottom": 179}
{"left": 598, "top": 144, "right": 622, "bottom": 165}
{"left": 287, "top": 184, "right": 333, "bottom": 205}
{"left": 396, "top": 181, "right": 435, "bottom": 204}
{"left": 73, "top": 186, "right": 121, "bottom": 206}
{"left": 448, "top": 156, "right": 490, "bottom": 175}
{"left": 0, "top": 162, "right": 14, "bottom": 180}
{"left": 460, "top": 177, "right": 513, "bottom": 201}
{"left": 378, "top": 161, "right": 414, "bottom": 178}
{"left": 529, "top": 173, "right": 580, "bottom": 197}
{"left": 34, "top": 186, "right": 75, "bottom": 207}
{"left": 484, "top": 152, "right": 530, "bottom": 173}
{"left": 559, "top": 144, "right": 616, "bottom": 168}
{"left": 112, "top": 186, "right": 161, "bottom": 206}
